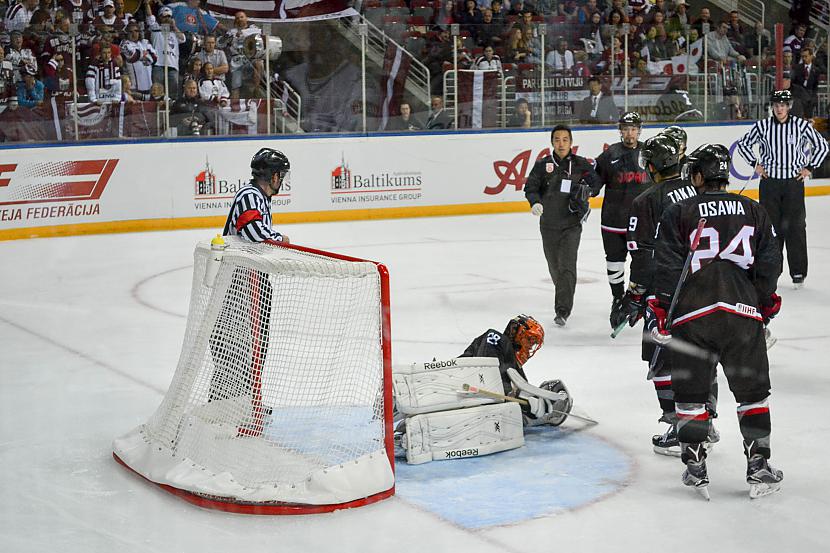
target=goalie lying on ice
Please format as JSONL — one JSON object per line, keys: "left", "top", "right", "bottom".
{"left": 392, "top": 315, "right": 574, "bottom": 464}
{"left": 460, "top": 314, "right": 572, "bottom": 427}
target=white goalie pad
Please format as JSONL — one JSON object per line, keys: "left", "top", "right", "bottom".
{"left": 401, "top": 402, "right": 525, "bottom": 464}
{"left": 392, "top": 357, "right": 505, "bottom": 415}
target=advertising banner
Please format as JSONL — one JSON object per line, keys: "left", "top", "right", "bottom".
{"left": 0, "top": 123, "right": 815, "bottom": 238}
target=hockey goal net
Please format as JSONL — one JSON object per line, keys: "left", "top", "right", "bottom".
{"left": 113, "top": 236, "right": 394, "bottom": 514}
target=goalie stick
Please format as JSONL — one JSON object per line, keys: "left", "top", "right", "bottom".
{"left": 460, "top": 384, "right": 598, "bottom": 425}
{"left": 647, "top": 218, "right": 707, "bottom": 380}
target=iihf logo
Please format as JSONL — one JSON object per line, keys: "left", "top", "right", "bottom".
{"left": 195, "top": 157, "right": 217, "bottom": 196}
{"left": 331, "top": 153, "right": 351, "bottom": 190}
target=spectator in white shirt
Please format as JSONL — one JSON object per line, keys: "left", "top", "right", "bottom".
{"left": 147, "top": 5, "right": 186, "bottom": 99}
{"left": 706, "top": 21, "right": 746, "bottom": 65}
{"left": 121, "top": 23, "right": 157, "bottom": 95}
{"left": 475, "top": 46, "right": 503, "bottom": 71}
{"left": 199, "top": 62, "right": 230, "bottom": 107}
{"left": 545, "top": 37, "right": 574, "bottom": 74}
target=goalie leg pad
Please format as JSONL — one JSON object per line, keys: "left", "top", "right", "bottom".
{"left": 401, "top": 403, "right": 525, "bottom": 464}
{"left": 392, "top": 357, "right": 504, "bottom": 416}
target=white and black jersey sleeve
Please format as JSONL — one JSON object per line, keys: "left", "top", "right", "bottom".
{"left": 223, "top": 185, "right": 284, "bottom": 243}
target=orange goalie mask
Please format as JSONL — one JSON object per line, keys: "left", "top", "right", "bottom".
{"left": 506, "top": 314, "right": 545, "bottom": 366}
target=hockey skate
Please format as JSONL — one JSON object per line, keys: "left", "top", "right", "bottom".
{"left": 554, "top": 310, "right": 568, "bottom": 327}
{"left": 682, "top": 459, "right": 710, "bottom": 500}
{"left": 793, "top": 276, "right": 805, "bottom": 290}
{"left": 747, "top": 454, "right": 783, "bottom": 499}
{"left": 652, "top": 424, "right": 681, "bottom": 457}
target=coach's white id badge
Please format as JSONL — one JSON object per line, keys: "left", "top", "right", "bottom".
{"left": 560, "top": 178, "right": 572, "bottom": 193}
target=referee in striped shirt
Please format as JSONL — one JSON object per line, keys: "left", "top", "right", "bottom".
{"left": 736, "top": 89, "right": 829, "bottom": 288}
{"left": 223, "top": 148, "right": 291, "bottom": 243}
{"left": 211, "top": 148, "right": 290, "bottom": 409}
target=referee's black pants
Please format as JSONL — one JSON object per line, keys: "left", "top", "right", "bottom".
{"left": 759, "top": 177, "right": 807, "bottom": 281}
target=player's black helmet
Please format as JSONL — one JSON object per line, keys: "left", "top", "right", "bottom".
{"left": 662, "top": 125, "right": 687, "bottom": 155}
{"left": 619, "top": 111, "right": 642, "bottom": 129}
{"left": 638, "top": 134, "right": 682, "bottom": 179}
{"left": 251, "top": 148, "right": 290, "bottom": 181}
{"left": 770, "top": 89, "right": 793, "bottom": 105}
{"left": 682, "top": 143, "right": 731, "bottom": 187}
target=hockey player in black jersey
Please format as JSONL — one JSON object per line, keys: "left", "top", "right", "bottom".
{"left": 459, "top": 315, "right": 572, "bottom": 426}
{"left": 623, "top": 132, "right": 712, "bottom": 456}
{"left": 592, "top": 112, "right": 651, "bottom": 329}
{"left": 651, "top": 144, "right": 784, "bottom": 499}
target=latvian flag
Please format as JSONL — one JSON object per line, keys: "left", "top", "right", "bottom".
{"left": 456, "top": 70, "right": 499, "bottom": 129}
{"left": 205, "top": 0, "right": 357, "bottom": 21}
{"left": 378, "top": 43, "right": 411, "bottom": 130}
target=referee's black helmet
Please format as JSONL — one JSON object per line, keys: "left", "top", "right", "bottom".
{"left": 770, "top": 89, "right": 793, "bottom": 105}
{"left": 251, "top": 148, "right": 290, "bottom": 181}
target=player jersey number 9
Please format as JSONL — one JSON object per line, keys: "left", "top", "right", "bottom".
{"left": 691, "top": 225, "right": 756, "bottom": 272}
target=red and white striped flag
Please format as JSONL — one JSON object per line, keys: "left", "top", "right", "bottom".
{"left": 456, "top": 70, "right": 499, "bottom": 129}
{"left": 205, "top": 0, "right": 356, "bottom": 20}
{"left": 378, "top": 43, "right": 412, "bottom": 130}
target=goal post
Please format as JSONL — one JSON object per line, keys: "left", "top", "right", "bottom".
{"left": 113, "top": 236, "right": 394, "bottom": 514}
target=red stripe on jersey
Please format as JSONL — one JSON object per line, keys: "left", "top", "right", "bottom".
{"left": 673, "top": 304, "right": 764, "bottom": 327}
{"left": 236, "top": 209, "right": 262, "bottom": 231}
{"left": 739, "top": 407, "right": 770, "bottom": 417}
{"left": 653, "top": 380, "right": 672, "bottom": 389}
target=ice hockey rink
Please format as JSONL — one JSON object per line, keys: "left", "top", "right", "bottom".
{"left": 2, "top": 196, "right": 829, "bottom": 553}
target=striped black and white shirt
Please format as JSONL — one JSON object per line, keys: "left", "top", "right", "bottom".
{"left": 223, "top": 184, "right": 285, "bottom": 243}
{"left": 736, "top": 115, "right": 829, "bottom": 179}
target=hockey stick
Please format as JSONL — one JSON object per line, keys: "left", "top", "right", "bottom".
{"left": 460, "top": 384, "right": 598, "bottom": 425}
{"left": 610, "top": 318, "right": 628, "bottom": 339}
{"left": 647, "top": 218, "right": 707, "bottom": 380}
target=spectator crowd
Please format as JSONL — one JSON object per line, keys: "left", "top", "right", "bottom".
{"left": 0, "top": 0, "right": 825, "bottom": 139}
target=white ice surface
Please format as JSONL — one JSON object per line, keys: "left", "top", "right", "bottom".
{"left": 1, "top": 197, "right": 829, "bottom": 553}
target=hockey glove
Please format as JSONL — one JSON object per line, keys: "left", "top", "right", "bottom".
{"left": 760, "top": 293, "right": 782, "bottom": 325}
{"left": 531, "top": 203, "right": 544, "bottom": 216}
{"left": 647, "top": 298, "right": 671, "bottom": 345}
{"left": 622, "top": 285, "right": 647, "bottom": 327}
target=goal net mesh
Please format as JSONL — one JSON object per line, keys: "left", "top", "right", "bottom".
{"left": 114, "top": 237, "right": 393, "bottom": 508}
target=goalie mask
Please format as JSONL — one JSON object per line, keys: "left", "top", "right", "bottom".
{"left": 505, "top": 315, "right": 544, "bottom": 366}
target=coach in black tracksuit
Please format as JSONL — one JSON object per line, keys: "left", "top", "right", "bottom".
{"left": 736, "top": 89, "right": 829, "bottom": 288}
{"left": 525, "top": 124, "right": 601, "bottom": 327}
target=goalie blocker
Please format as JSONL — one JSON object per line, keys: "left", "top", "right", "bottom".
{"left": 392, "top": 357, "right": 573, "bottom": 464}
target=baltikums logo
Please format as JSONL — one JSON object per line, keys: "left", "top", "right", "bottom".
{"left": 331, "top": 154, "right": 352, "bottom": 190}
{"left": 193, "top": 157, "right": 291, "bottom": 208}
{"left": 0, "top": 159, "right": 118, "bottom": 206}
{"left": 195, "top": 158, "right": 218, "bottom": 196}
{"left": 329, "top": 153, "right": 423, "bottom": 204}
